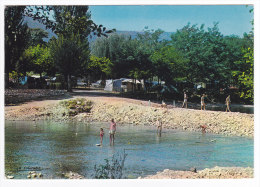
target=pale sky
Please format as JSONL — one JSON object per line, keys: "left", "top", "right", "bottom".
{"left": 89, "top": 5, "right": 254, "bottom": 36}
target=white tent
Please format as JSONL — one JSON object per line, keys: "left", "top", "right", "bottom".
{"left": 104, "top": 79, "right": 125, "bottom": 92}
{"left": 104, "top": 79, "right": 113, "bottom": 91}
{"left": 104, "top": 78, "right": 142, "bottom": 92}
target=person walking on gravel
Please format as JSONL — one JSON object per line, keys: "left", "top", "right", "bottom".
{"left": 201, "top": 94, "right": 206, "bottom": 110}
{"left": 225, "top": 95, "right": 231, "bottom": 112}
{"left": 182, "top": 92, "right": 188, "bottom": 108}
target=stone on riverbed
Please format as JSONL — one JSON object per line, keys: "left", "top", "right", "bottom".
{"left": 63, "top": 171, "right": 84, "bottom": 179}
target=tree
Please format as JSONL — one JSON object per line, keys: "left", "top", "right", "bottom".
{"left": 50, "top": 34, "right": 89, "bottom": 92}
{"left": 26, "top": 6, "right": 115, "bottom": 38}
{"left": 150, "top": 46, "right": 188, "bottom": 85}
{"left": 22, "top": 44, "right": 53, "bottom": 77}
{"left": 233, "top": 47, "right": 253, "bottom": 102}
{"left": 91, "top": 34, "right": 135, "bottom": 78}
{"left": 5, "top": 6, "right": 31, "bottom": 87}
{"left": 170, "top": 23, "right": 235, "bottom": 89}
{"left": 28, "top": 28, "right": 49, "bottom": 46}
{"left": 232, "top": 7, "right": 254, "bottom": 103}
{"left": 88, "top": 55, "right": 112, "bottom": 81}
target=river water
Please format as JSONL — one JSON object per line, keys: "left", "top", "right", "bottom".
{"left": 5, "top": 120, "right": 253, "bottom": 179}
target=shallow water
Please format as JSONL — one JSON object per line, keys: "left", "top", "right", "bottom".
{"left": 5, "top": 121, "right": 253, "bottom": 179}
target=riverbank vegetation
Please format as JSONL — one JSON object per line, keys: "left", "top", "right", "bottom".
{"left": 60, "top": 98, "right": 93, "bottom": 116}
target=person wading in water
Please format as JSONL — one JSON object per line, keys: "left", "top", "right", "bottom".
{"left": 109, "top": 119, "right": 116, "bottom": 146}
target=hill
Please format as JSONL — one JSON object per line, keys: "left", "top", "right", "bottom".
{"left": 23, "top": 16, "right": 173, "bottom": 42}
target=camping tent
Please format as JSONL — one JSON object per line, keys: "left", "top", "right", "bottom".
{"left": 104, "top": 79, "right": 125, "bottom": 92}
{"left": 104, "top": 78, "right": 142, "bottom": 92}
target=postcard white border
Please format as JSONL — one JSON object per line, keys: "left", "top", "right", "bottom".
{"left": 0, "top": 1, "right": 259, "bottom": 187}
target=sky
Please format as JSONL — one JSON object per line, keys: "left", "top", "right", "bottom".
{"left": 89, "top": 5, "right": 253, "bottom": 37}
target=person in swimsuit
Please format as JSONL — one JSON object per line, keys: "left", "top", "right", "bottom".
{"left": 109, "top": 119, "right": 116, "bottom": 146}
{"left": 225, "top": 95, "right": 231, "bottom": 112}
{"left": 200, "top": 125, "right": 207, "bottom": 133}
{"left": 201, "top": 94, "right": 206, "bottom": 110}
{"left": 156, "top": 119, "right": 163, "bottom": 137}
{"left": 182, "top": 92, "right": 188, "bottom": 108}
{"left": 100, "top": 128, "right": 104, "bottom": 146}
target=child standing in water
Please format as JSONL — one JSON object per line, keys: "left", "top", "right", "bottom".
{"left": 100, "top": 128, "right": 104, "bottom": 146}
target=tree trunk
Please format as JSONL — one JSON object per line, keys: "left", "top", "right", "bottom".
{"left": 134, "top": 78, "right": 137, "bottom": 92}
{"left": 5, "top": 71, "right": 9, "bottom": 88}
{"left": 132, "top": 78, "right": 135, "bottom": 93}
{"left": 67, "top": 74, "right": 72, "bottom": 92}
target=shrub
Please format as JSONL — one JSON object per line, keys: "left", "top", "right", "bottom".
{"left": 60, "top": 98, "right": 93, "bottom": 116}
{"left": 93, "top": 150, "right": 127, "bottom": 179}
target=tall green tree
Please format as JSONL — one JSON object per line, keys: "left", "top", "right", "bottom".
{"left": 5, "top": 6, "right": 31, "bottom": 87}
{"left": 150, "top": 46, "right": 188, "bottom": 85}
{"left": 28, "top": 28, "right": 49, "bottom": 46}
{"left": 22, "top": 44, "right": 53, "bottom": 77}
{"left": 88, "top": 55, "right": 112, "bottom": 81}
{"left": 26, "top": 6, "right": 115, "bottom": 38}
{"left": 91, "top": 34, "right": 135, "bottom": 78}
{"left": 232, "top": 7, "right": 254, "bottom": 103}
{"left": 50, "top": 34, "right": 89, "bottom": 92}
{"left": 233, "top": 47, "right": 253, "bottom": 102}
{"left": 170, "top": 23, "right": 234, "bottom": 88}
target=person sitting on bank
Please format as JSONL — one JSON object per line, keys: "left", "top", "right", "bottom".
{"left": 201, "top": 94, "right": 206, "bottom": 110}
{"left": 182, "top": 92, "right": 188, "bottom": 108}
{"left": 109, "top": 119, "right": 116, "bottom": 146}
{"left": 225, "top": 95, "right": 231, "bottom": 112}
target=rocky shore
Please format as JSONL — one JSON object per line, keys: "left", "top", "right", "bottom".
{"left": 140, "top": 166, "right": 254, "bottom": 179}
{"left": 5, "top": 96, "right": 254, "bottom": 137}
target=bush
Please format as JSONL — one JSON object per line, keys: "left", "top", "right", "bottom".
{"left": 60, "top": 98, "right": 93, "bottom": 116}
{"left": 93, "top": 150, "right": 127, "bottom": 179}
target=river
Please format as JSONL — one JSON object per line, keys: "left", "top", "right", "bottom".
{"left": 5, "top": 120, "right": 253, "bottom": 179}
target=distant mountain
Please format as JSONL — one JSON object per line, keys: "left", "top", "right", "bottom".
{"left": 23, "top": 16, "right": 57, "bottom": 41}
{"left": 23, "top": 16, "right": 173, "bottom": 43}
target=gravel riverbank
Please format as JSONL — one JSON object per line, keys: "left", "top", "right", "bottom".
{"left": 140, "top": 166, "right": 254, "bottom": 179}
{"left": 5, "top": 96, "right": 254, "bottom": 137}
